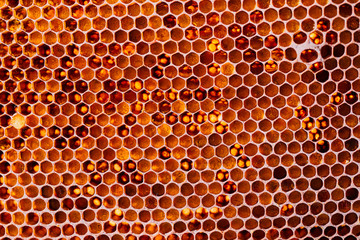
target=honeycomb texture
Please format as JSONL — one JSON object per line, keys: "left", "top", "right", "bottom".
{"left": 0, "top": 0, "right": 360, "bottom": 239}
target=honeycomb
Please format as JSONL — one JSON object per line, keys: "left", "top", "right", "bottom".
{"left": 0, "top": 0, "right": 360, "bottom": 239}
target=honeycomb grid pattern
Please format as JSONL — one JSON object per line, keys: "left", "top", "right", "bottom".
{"left": 0, "top": 0, "right": 360, "bottom": 239}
